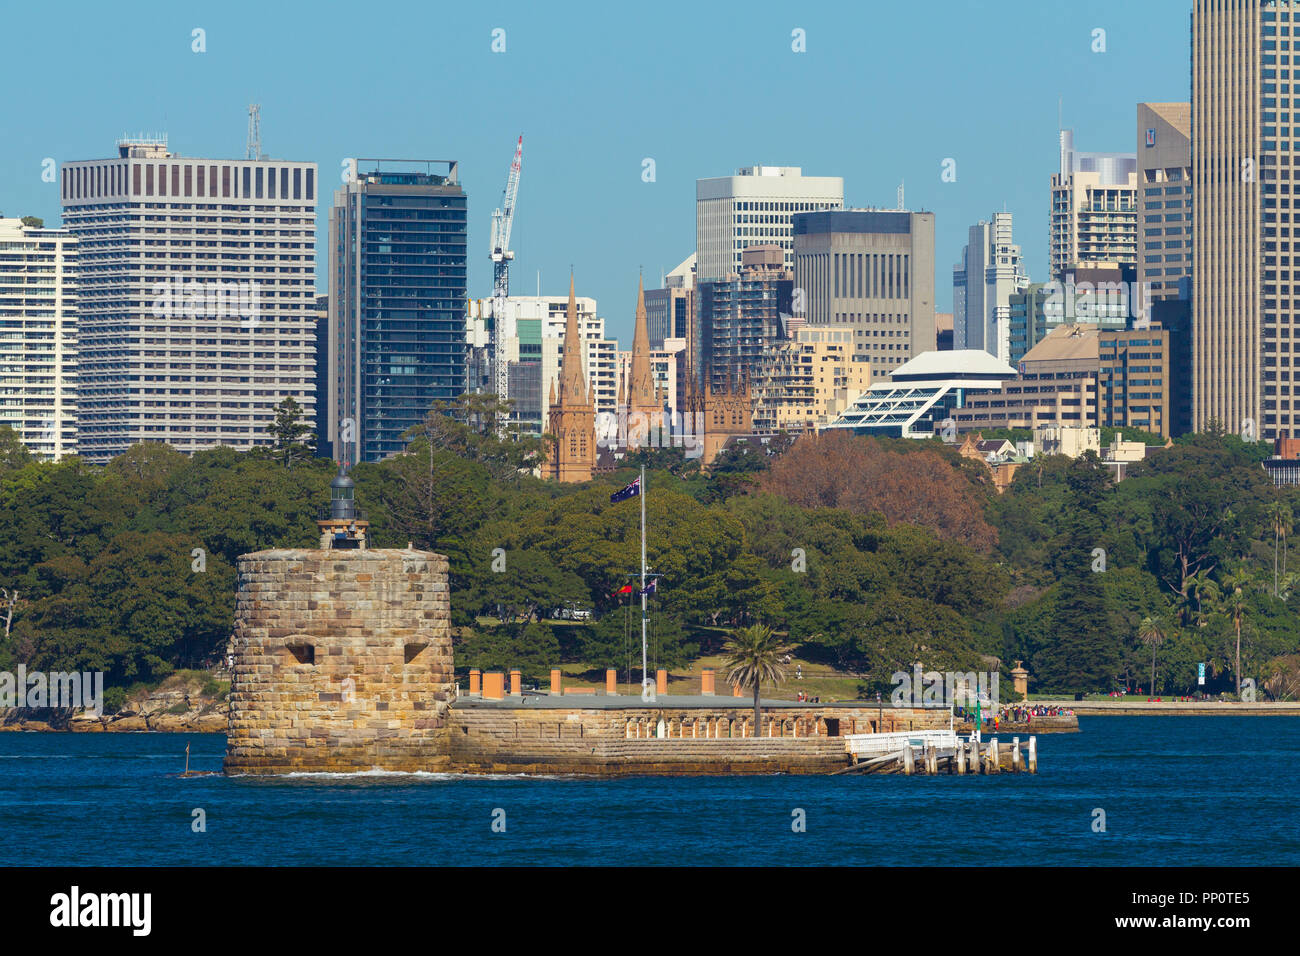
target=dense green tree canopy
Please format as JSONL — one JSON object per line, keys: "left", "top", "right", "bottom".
{"left": 3, "top": 422, "right": 1299, "bottom": 700}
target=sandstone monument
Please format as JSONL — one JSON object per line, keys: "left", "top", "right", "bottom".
{"left": 224, "top": 469, "right": 948, "bottom": 776}
{"left": 224, "top": 469, "right": 454, "bottom": 773}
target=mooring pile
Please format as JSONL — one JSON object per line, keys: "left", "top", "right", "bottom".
{"left": 835, "top": 731, "right": 1037, "bottom": 776}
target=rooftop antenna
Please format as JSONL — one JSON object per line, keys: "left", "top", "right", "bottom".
{"left": 246, "top": 104, "right": 262, "bottom": 160}
{"left": 897, "top": 181, "right": 905, "bottom": 211}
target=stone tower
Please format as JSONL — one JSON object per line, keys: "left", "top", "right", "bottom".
{"left": 545, "top": 275, "right": 597, "bottom": 482}
{"left": 224, "top": 471, "right": 454, "bottom": 774}
{"left": 620, "top": 275, "right": 666, "bottom": 449}
{"left": 683, "top": 369, "right": 753, "bottom": 465}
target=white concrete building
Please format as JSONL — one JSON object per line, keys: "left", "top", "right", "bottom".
{"left": 470, "top": 293, "right": 614, "bottom": 436}
{"left": 519, "top": 298, "right": 619, "bottom": 437}
{"left": 953, "top": 212, "right": 1030, "bottom": 363}
{"left": 1050, "top": 130, "right": 1138, "bottom": 278}
{"left": 696, "top": 166, "right": 843, "bottom": 281}
{"left": 0, "top": 218, "right": 78, "bottom": 459}
{"left": 61, "top": 138, "right": 317, "bottom": 463}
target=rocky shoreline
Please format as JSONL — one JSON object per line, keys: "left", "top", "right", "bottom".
{"left": 0, "top": 708, "right": 228, "bottom": 732}
{"left": 0, "top": 671, "right": 230, "bottom": 733}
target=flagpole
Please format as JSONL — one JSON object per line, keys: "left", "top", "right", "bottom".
{"left": 640, "top": 465, "right": 648, "bottom": 693}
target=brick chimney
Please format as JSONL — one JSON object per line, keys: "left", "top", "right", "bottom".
{"left": 606, "top": 669, "right": 618, "bottom": 695}
{"left": 656, "top": 669, "right": 668, "bottom": 695}
{"left": 550, "top": 668, "right": 562, "bottom": 695}
{"left": 469, "top": 669, "right": 481, "bottom": 696}
{"left": 510, "top": 669, "right": 522, "bottom": 696}
{"left": 701, "top": 668, "right": 715, "bottom": 695}
{"left": 482, "top": 672, "right": 505, "bottom": 700}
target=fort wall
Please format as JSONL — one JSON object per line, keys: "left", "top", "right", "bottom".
{"left": 445, "top": 701, "right": 949, "bottom": 775}
{"left": 224, "top": 548, "right": 454, "bottom": 774}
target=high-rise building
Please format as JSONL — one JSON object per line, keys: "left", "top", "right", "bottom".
{"left": 481, "top": 293, "right": 601, "bottom": 435}
{"left": 751, "top": 327, "right": 871, "bottom": 434}
{"left": 329, "top": 159, "right": 466, "bottom": 463}
{"left": 953, "top": 212, "right": 1030, "bottom": 363}
{"left": 314, "top": 293, "right": 330, "bottom": 459}
{"left": 617, "top": 346, "right": 680, "bottom": 418}
{"left": 1190, "top": 0, "right": 1300, "bottom": 440}
{"left": 953, "top": 324, "right": 1100, "bottom": 432}
{"left": 1050, "top": 130, "right": 1138, "bottom": 279}
{"left": 793, "top": 208, "right": 936, "bottom": 378}
{"left": 1099, "top": 326, "right": 1171, "bottom": 437}
{"left": 934, "top": 312, "right": 954, "bottom": 351}
{"left": 645, "top": 254, "right": 695, "bottom": 349}
{"left": 62, "top": 139, "right": 317, "bottom": 463}
{"left": 949, "top": 321, "right": 1172, "bottom": 438}
{"left": 1010, "top": 265, "right": 1137, "bottom": 364}
{"left": 1009, "top": 283, "right": 1052, "bottom": 365}
{"left": 533, "top": 297, "right": 618, "bottom": 439}
{"left": 696, "top": 166, "right": 843, "bottom": 281}
{"left": 1152, "top": 281, "right": 1194, "bottom": 436}
{"left": 696, "top": 244, "right": 793, "bottom": 392}
{"left": 0, "top": 217, "right": 78, "bottom": 459}
{"left": 1137, "top": 103, "right": 1193, "bottom": 302}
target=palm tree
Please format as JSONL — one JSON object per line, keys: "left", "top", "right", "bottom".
{"left": 1137, "top": 615, "right": 1169, "bottom": 696}
{"left": 723, "top": 623, "right": 790, "bottom": 737}
{"left": 1186, "top": 569, "right": 1220, "bottom": 627}
{"left": 1219, "top": 566, "right": 1253, "bottom": 698}
{"left": 1266, "top": 501, "right": 1294, "bottom": 597}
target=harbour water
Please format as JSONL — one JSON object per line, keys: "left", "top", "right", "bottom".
{"left": 3, "top": 716, "right": 1297, "bottom": 866}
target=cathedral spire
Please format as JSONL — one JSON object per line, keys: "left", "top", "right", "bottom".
{"left": 628, "top": 274, "right": 655, "bottom": 410}
{"left": 546, "top": 271, "right": 596, "bottom": 483}
{"left": 559, "top": 272, "right": 586, "bottom": 402}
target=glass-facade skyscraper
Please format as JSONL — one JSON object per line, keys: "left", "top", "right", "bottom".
{"left": 329, "top": 160, "right": 467, "bottom": 463}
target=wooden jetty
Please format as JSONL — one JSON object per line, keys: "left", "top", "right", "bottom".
{"left": 833, "top": 730, "right": 1037, "bottom": 776}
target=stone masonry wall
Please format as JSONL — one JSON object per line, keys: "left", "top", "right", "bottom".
{"left": 224, "top": 549, "right": 453, "bottom": 774}
{"left": 446, "top": 704, "right": 949, "bottom": 775}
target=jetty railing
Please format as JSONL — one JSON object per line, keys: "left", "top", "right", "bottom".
{"left": 845, "top": 729, "right": 958, "bottom": 756}
{"left": 836, "top": 733, "right": 1038, "bottom": 775}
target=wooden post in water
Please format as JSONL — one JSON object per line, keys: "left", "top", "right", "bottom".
{"left": 926, "top": 742, "right": 937, "bottom": 774}
{"left": 989, "top": 737, "right": 1000, "bottom": 774}
{"left": 1028, "top": 735, "right": 1037, "bottom": 773}
{"left": 970, "top": 738, "right": 981, "bottom": 774}
{"left": 903, "top": 746, "right": 914, "bottom": 776}
{"left": 1012, "top": 736, "right": 1021, "bottom": 772}
{"left": 956, "top": 740, "right": 966, "bottom": 774}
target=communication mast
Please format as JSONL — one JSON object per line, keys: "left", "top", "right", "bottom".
{"left": 488, "top": 136, "right": 523, "bottom": 399}
{"left": 247, "top": 104, "right": 262, "bottom": 160}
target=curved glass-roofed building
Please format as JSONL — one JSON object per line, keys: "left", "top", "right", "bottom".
{"left": 823, "top": 349, "right": 1017, "bottom": 438}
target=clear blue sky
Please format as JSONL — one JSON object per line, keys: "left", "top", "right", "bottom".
{"left": 0, "top": 0, "right": 1190, "bottom": 345}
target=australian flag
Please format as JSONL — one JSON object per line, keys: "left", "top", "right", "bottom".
{"left": 610, "top": 477, "right": 641, "bottom": 504}
{"left": 641, "top": 579, "right": 658, "bottom": 596}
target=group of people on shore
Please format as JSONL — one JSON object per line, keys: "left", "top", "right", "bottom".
{"left": 995, "top": 704, "right": 1075, "bottom": 725}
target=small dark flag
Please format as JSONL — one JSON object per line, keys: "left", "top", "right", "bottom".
{"left": 641, "top": 579, "right": 657, "bottom": 596}
{"left": 610, "top": 477, "right": 641, "bottom": 503}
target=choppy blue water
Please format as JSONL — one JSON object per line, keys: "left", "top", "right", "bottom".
{"left": 1, "top": 716, "right": 1296, "bottom": 866}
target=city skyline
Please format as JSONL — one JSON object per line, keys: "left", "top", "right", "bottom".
{"left": 0, "top": 0, "right": 1191, "bottom": 347}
